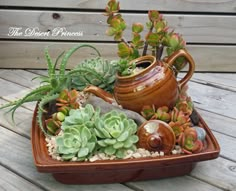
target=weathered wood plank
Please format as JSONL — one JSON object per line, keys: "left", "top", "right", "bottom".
{"left": 191, "top": 157, "right": 236, "bottom": 191}
{"left": 0, "top": 69, "right": 41, "bottom": 88}
{"left": 1, "top": 41, "right": 236, "bottom": 72}
{"left": 0, "top": 78, "right": 36, "bottom": 109}
{"left": 0, "top": 98, "right": 33, "bottom": 137}
{"left": 213, "top": 131, "right": 236, "bottom": 162}
{"left": 187, "top": 81, "right": 236, "bottom": 119}
{"left": 1, "top": 10, "right": 236, "bottom": 43}
{"left": 127, "top": 176, "right": 223, "bottom": 191}
{"left": 1, "top": 0, "right": 236, "bottom": 13}
{"left": 192, "top": 73, "right": 236, "bottom": 91}
{"left": 197, "top": 109, "right": 236, "bottom": 137}
{"left": 0, "top": 127, "right": 133, "bottom": 190}
{"left": 0, "top": 165, "right": 43, "bottom": 191}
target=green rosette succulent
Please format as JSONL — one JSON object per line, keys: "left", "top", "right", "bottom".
{"left": 94, "top": 110, "right": 139, "bottom": 159}
{"left": 71, "top": 57, "right": 118, "bottom": 92}
{"left": 56, "top": 124, "right": 97, "bottom": 161}
{"left": 61, "top": 104, "right": 100, "bottom": 130}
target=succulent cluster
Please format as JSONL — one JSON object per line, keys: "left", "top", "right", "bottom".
{"left": 94, "top": 110, "right": 139, "bottom": 158}
{"left": 56, "top": 124, "right": 97, "bottom": 161}
{"left": 54, "top": 104, "right": 139, "bottom": 161}
{"left": 105, "top": 0, "right": 187, "bottom": 75}
{"left": 140, "top": 87, "right": 206, "bottom": 154}
{"left": 71, "top": 57, "right": 118, "bottom": 93}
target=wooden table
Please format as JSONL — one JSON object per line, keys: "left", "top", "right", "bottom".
{"left": 0, "top": 69, "right": 235, "bottom": 191}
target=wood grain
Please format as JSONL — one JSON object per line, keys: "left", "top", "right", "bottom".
{"left": 0, "top": 10, "right": 236, "bottom": 43}
{"left": 0, "top": 165, "right": 43, "bottom": 191}
{"left": 1, "top": 41, "right": 236, "bottom": 72}
{"left": 191, "top": 157, "right": 236, "bottom": 191}
{"left": 1, "top": 0, "right": 236, "bottom": 13}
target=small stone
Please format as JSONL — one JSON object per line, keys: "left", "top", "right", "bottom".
{"left": 172, "top": 150, "right": 178, "bottom": 155}
{"left": 109, "top": 155, "right": 116, "bottom": 160}
{"left": 151, "top": 152, "right": 159, "bottom": 157}
{"left": 160, "top": 151, "right": 164, "bottom": 156}
{"left": 71, "top": 157, "right": 77, "bottom": 161}
{"left": 132, "top": 152, "right": 142, "bottom": 158}
{"left": 89, "top": 155, "right": 100, "bottom": 162}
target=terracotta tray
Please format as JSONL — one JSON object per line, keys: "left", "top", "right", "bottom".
{"left": 31, "top": 107, "right": 220, "bottom": 184}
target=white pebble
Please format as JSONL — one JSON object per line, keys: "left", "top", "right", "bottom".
{"left": 133, "top": 152, "right": 142, "bottom": 158}
{"left": 71, "top": 157, "right": 77, "bottom": 161}
{"left": 151, "top": 152, "right": 159, "bottom": 157}
{"left": 172, "top": 150, "right": 178, "bottom": 155}
{"left": 89, "top": 155, "right": 100, "bottom": 162}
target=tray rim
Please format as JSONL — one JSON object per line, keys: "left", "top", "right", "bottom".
{"left": 31, "top": 105, "right": 220, "bottom": 173}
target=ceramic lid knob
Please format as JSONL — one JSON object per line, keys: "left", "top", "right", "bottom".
{"left": 147, "top": 134, "right": 162, "bottom": 149}
{"left": 137, "top": 120, "right": 176, "bottom": 154}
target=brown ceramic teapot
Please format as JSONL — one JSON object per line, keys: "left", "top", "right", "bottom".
{"left": 84, "top": 49, "right": 195, "bottom": 113}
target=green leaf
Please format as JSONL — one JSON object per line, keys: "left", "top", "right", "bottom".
{"left": 77, "top": 147, "right": 89, "bottom": 158}
{"left": 104, "top": 146, "right": 116, "bottom": 155}
{"left": 97, "top": 140, "right": 107, "bottom": 147}
{"left": 132, "top": 23, "right": 144, "bottom": 33}
{"left": 62, "top": 153, "right": 76, "bottom": 160}
{"left": 117, "top": 42, "right": 131, "bottom": 58}
{"left": 104, "top": 138, "right": 117, "bottom": 145}
{"left": 146, "top": 32, "right": 160, "bottom": 47}
{"left": 81, "top": 126, "right": 92, "bottom": 140}
{"left": 113, "top": 142, "right": 124, "bottom": 149}
{"left": 116, "top": 149, "right": 125, "bottom": 159}
{"left": 117, "top": 131, "right": 129, "bottom": 142}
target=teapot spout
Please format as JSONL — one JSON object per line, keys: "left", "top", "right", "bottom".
{"left": 83, "top": 85, "right": 114, "bottom": 104}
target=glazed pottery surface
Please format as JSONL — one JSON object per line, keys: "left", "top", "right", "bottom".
{"left": 113, "top": 49, "right": 195, "bottom": 113}
{"left": 31, "top": 106, "right": 220, "bottom": 184}
{"left": 137, "top": 120, "right": 176, "bottom": 154}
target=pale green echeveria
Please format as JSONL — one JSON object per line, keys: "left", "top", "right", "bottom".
{"left": 61, "top": 104, "right": 100, "bottom": 130}
{"left": 94, "top": 110, "right": 139, "bottom": 159}
{"left": 56, "top": 124, "right": 97, "bottom": 161}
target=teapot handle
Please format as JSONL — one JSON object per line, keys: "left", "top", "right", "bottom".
{"left": 166, "top": 49, "right": 195, "bottom": 89}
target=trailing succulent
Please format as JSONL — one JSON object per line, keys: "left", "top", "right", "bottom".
{"left": 94, "top": 110, "right": 139, "bottom": 158}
